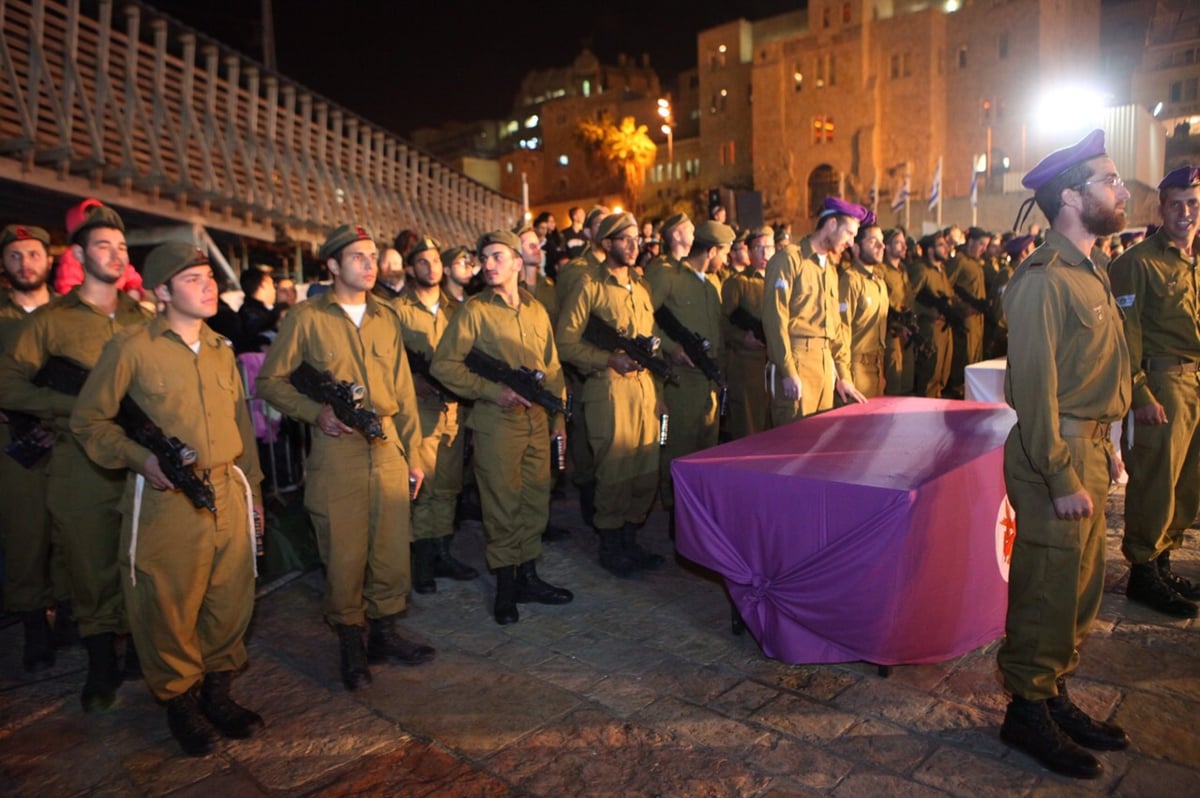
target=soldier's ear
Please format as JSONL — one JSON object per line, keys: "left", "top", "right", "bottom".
{"left": 154, "top": 282, "right": 172, "bottom": 305}
{"left": 71, "top": 242, "right": 85, "bottom": 264}
{"left": 326, "top": 257, "right": 341, "bottom": 279}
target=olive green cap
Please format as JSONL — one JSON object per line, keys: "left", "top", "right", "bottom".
{"left": 694, "top": 221, "right": 736, "bottom": 248}
{"left": 660, "top": 212, "right": 690, "bottom": 236}
{"left": 0, "top": 224, "right": 50, "bottom": 252}
{"left": 405, "top": 235, "right": 442, "bottom": 265}
{"left": 476, "top": 230, "right": 522, "bottom": 255}
{"left": 596, "top": 213, "right": 636, "bottom": 241}
{"left": 68, "top": 202, "right": 125, "bottom": 246}
{"left": 318, "top": 223, "right": 374, "bottom": 262}
{"left": 441, "top": 245, "right": 472, "bottom": 264}
{"left": 143, "top": 241, "right": 210, "bottom": 290}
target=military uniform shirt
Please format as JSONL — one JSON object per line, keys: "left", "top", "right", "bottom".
{"left": 762, "top": 236, "right": 851, "bottom": 382}
{"left": 839, "top": 262, "right": 890, "bottom": 355}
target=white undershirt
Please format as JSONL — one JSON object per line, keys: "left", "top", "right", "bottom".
{"left": 342, "top": 302, "right": 367, "bottom": 328}
{"left": 188, "top": 340, "right": 201, "bottom": 355}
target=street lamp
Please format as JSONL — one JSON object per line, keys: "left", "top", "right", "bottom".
{"left": 657, "top": 98, "right": 674, "bottom": 168}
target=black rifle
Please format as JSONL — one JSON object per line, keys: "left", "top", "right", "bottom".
{"left": 581, "top": 314, "right": 676, "bottom": 382}
{"left": 35, "top": 356, "right": 217, "bottom": 513}
{"left": 728, "top": 306, "right": 766, "bottom": 344}
{"left": 953, "top": 284, "right": 989, "bottom": 316}
{"left": 463, "top": 348, "right": 567, "bottom": 418}
{"left": 887, "top": 307, "right": 936, "bottom": 364}
{"left": 404, "top": 347, "right": 466, "bottom": 404}
{"left": 652, "top": 305, "right": 728, "bottom": 416}
{"left": 289, "top": 361, "right": 387, "bottom": 441}
{"left": 4, "top": 409, "right": 51, "bottom": 468}
{"left": 916, "top": 286, "right": 967, "bottom": 334}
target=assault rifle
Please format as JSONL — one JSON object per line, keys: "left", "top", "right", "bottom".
{"left": 582, "top": 314, "right": 676, "bottom": 382}
{"left": 887, "top": 308, "right": 936, "bottom": 364}
{"left": 915, "top": 287, "right": 967, "bottom": 334}
{"left": 728, "top": 306, "right": 766, "bottom": 344}
{"left": 953, "top": 285, "right": 989, "bottom": 316}
{"left": 404, "top": 347, "right": 466, "bottom": 404}
{"left": 463, "top": 348, "right": 568, "bottom": 418}
{"left": 4, "top": 409, "right": 51, "bottom": 468}
{"left": 289, "top": 361, "right": 387, "bottom": 441}
{"left": 36, "top": 355, "right": 217, "bottom": 513}
{"left": 652, "top": 305, "right": 728, "bottom": 416}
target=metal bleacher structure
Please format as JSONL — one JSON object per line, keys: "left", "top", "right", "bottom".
{"left": 0, "top": 0, "right": 521, "bottom": 276}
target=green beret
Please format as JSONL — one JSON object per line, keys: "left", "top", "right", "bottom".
{"left": 476, "top": 230, "right": 522, "bottom": 255}
{"left": 596, "top": 213, "right": 636, "bottom": 241}
{"left": 69, "top": 204, "right": 124, "bottom": 246}
{"left": 318, "top": 223, "right": 374, "bottom": 262}
{"left": 143, "top": 241, "right": 210, "bottom": 290}
{"left": 747, "top": 225, "right": 774, "bottom": 244}
{"left": 511, "top": 222, "right": 533, "bottom": 236}
{"left": 584, "top": 206, "right": 608, "bottom": 230}
{"left": 661, "top": 212, "right": 690, "bottom": 236}
{"left": 694, "top": 221, "right": 735, "bottom": 249}
{"left": 441, "top": 245, "right": 472, "bottom": 264}
{"left": 405, "top": 235, "right": 442, "bottom": 265}
{"left": 733, "top": 228, "right": 750, "bottom": 245}
{"left": 0, "top": 224, "right": 50, "bottom": 252}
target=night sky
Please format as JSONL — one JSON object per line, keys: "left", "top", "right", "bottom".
{"left": 141, "top": 0, "right": 804, "bottom": 137}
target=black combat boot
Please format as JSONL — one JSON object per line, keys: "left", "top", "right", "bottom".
{"left": 1047, "top": 677, "right": 1129, "bottom": 751}
{"left": 52, "top": 600, "right": 79, "bottom": 647}
{"left": 81, "top": 633, "right": 120, "bottom": 712}
{"left": 166, "top": 686, "right": 215, "bottom": 757}
{"left": 1000, "top": 695, "right": 1102, "bottom": 779}
{"left": 1156, "top": 551, "right": 1200, "bottom": 601}
{"left": 21, "top": 609, "right": 55, "bottom": 673}
{"left": 366, "top": 615, "right": 436, "bottom": 665}
{"left": 433, "top": 536, "right": 478, "bottom": 581}
{"left": 622, "top": 523, "right": 666, "bottom": 570}
{"left": 335, "top": 624, "right": 372, "bottom": 691}
{"left": 494, "top": 566, "right": 519, "bottom": 625}
{"left": 412, "top": 539, "right": 437, "bottom": 594}
{"left": 597, "top": 528, "right": 636, "bottom": 578}
{"left": 1126, "top": 562, "right": 1198, "bottom": 618}
{"left": 200, "top": 671, "right": 264, "bottom": 739}
{"left": 515, "top": 559, "right": 574, "bottom": 604}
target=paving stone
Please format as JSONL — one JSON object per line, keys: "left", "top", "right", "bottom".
{"left": 1108, "top": 755, "right": 1200, "bottom": 797}
{"left": 740, "top": 731, "right": 855, "bottom": 787}
{"left": 309, "top": 738, "right": 512, "bottom": 797}
{"left": 167, "top": 770, "right": 270, "bottom": 797}
{"left": 751, "top": 692, "right": 859, "bottom": 744}
{"left": 521, "top": 652, "right": 608, "bottom": 694}
{"left": 1116, "top": 688, "right": 1200, "bottom": 766}
{"left": 121, "top": 743, "right": 231, "bottom": 794}
{"left": 912, "top": 745, "right": 1039, "bottom": 797}
{"left": 832, "top": 672, "right": 940, "bottom": 727}
{"left": 1076, "top": 635, "right": 1200, "bottom": 703}
{"left": 825, "top": 717, "right": 934, "bottom": 775}
{"left": 833, "top": 771, "right": 952, "bottom": 797}
{"left": 586, "top": 673, "right": 661, "bottom": 716}
{"left": 708, "top": 679, "right": 782, "bottom": 718}
{"left": 632, "top": 695, "right": 769, "bottom": 754}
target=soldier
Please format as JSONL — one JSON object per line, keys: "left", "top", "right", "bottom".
{"left": 256, "top": 224, "right": 434, "bottom": 692}
{"left": 762, "top": 197, "right": 869, "bottom": 424}
{"left": 430, "top": 230, "right": 573, "bottom": 625}
{"left": 441, "top": 245, "right": 477, "bottom": 305}
{"left": 838, "top": 222, "right": 890, "bottom": 399}
{"left": 71, "top": 243, "right": 264, "bottom": 756}
{"left": 391, "top": 237, "right": 477, "bottom": 595}
{"left": 998, "top": 129, "right": 1132, "bottom": 779}
{"left": 1110, "top": 165, "right": 1200, "bottom": 618}
{"left": 0, "top": 202, "right": 152, "bottom": 711}
{"left": 720, "top": 226, "right": 774, "bottom": 438}
{"left": 909, "top": 231, "right": 957, "bottom": 398}
{"left": 642, "top": 212, "right": 694, "bottom": 283}
{"left": 554, "top": 206, "right": 609, "bottom": 303}
{"left": 557, "top": 213, "right": 664, "bottom": 576}
{"left": 0, "top": 224, "right": 59, "bottom": 671}
{"left": 718, "top": 228, "right": 750, "bottom": 285}
{"left": 518, "top": 225, "right": 559, "bottom": 326}
{"left": 945, "top": 226, "right": 992, "bottom": 398}
{"left": 646, "top": 220, "right": 732, "bottom": 528}
{"left": 880, "top": 228, "right": 915, "bottom": 396}
{"left": 988, "top": 234, "right": 1034, "bottom": 359}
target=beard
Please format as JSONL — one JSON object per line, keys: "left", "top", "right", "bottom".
{"left": 1081, "top": 194, "right": 1126, "bottom": 237}
{"left": 6, "top": 269, "right": 47, "bottom": 292}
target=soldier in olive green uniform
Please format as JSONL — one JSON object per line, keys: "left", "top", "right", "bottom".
{"left": 998, "top": 129, "right": 1132, "bottom": 779}
{"left": 641, "top": 213, "right": 694, "bottom": 283}
{"left": 431, "top": 230, "right": 573, "bottom": 625}
{"left": 647, "top": 220, "right": 731, "bottom": 519}
{"left": 838, "top": 223, "right": 890, "bottom": 400}
{"left": 1110, "top": 165, "right": 1200, "bottom": 618}
{"left": 256, "top": 224, "right": 434, "bottom": 692}
{"left": 945, "top": 227, "right": 991, "bottom": 398}
{"left": 71, "top": 243, "right": 264, "bottom": 756}
{"left": 390, "top": 237, "right": 477, "bottom": 595}
{"left": 880, "top": 229, "right": 915, "bottom": 396}
{"left": 909, "top": 232, "right": 957, "bottom": 398}
{"left": 720, "top": 226, "right": 774, "bottom": 439}
{"left": 557, "top": 213, "right": 664, "bottom": 577}
{"left": 762, "top": 197, "right": 869, "bottom": 424}
{"left": 0, "top": 204, "right": 151, "bottom": 711}
{"left": 0, "top": 224, "right": 59, "bottom": 671}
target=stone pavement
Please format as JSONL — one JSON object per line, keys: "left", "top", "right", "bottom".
{"left": 2, "top": 486, "right": 1198, "bottom": 797}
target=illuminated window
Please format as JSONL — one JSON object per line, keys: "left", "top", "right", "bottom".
{"left": 525, "top": 115, "right": 539, "bottom": 128}
{"left": 812, "top": 115, "right": 835, "bottom": 144}
{"left": 583, "top": 80, "right": 591, "bottom": 97}
{"left": 794, "top": 65, "right": 804, "bottom": 92}
{"left": 958, "top": 45, "right": 968, "bottom": 69}
{"left": 558, "top": 155, "right": 569, "bottom": 166}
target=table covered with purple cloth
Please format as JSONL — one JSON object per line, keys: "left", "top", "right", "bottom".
{"left": 672, "top": 396, "right": 1016, "bottom": 666}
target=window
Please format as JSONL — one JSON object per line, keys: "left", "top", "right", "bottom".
{"left": 1187, "top": 78, "right": 1199, "bottom": 102}
{"left": 903, "top": 53, "right": 911, "bottom": 76}
{"left": 1171, "top": 81, "right": 1182, "bottom": 103}
{"left": 823, "top": 8, "right": 830, "bottom": 28}
{"left": 718, "top": 141, "right": 736, "bottom": 166}
{"left": 891, "top": 54, "right": 900, "bottom": 79}
{"left": 829, "top": 55, "right": 836, "bottom": 86}
{"left": 582, "top": 80, "right": 591, "bottom": 97}
{"left": 816, "top": 57, "right": 825, "bottom": 88}
{"left": 958, "top": 46, "right": 968, "bottom": 69}
{"left": 983, "top": 98, "right": 992, "bottom": 123}
{"left": 812, "top": 115, "right": 834, "bottom": 144}
{"left": 843, "top": 2, "right": 851, "bottom": 22}
{"left": 998, "top": 33, "right": 1009, "bottom": 59}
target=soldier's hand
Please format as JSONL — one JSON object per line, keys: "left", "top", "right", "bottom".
{"left": 317, "top": 404, "right": 356, "bottom": 437}
{"left": 607, "top": 352, "right": 638, "bottom": 375}
{"left": 408, "top": 468, "right": 425, "bottom": 500}
{"left": 142, "top": 454, "right": 176, "bottom": 491}
{"left": 1052, "top": 489, "right": 1093, "bottom": 521}
{"left": 496, "top": 386, "right": 532, "bottom": 409}
{"left": 782, "top": 375, "right": 802, "bottom": 400}
{"left": 32, "top": 425, "right": 55, "bottom": 447}
{"left": 743, "top": 330, "right": 766, "bottom": 350}
{"left": 835, "top": 379, "right": 867, "bottom": 405}
{"left": 1109, "top": 455, "right": 1127, "bottom": 484}
{"left": 669, "top": 347, "right": 696, "bottom": 368}
{"left": 1133, "top": 402, "right": 1168, "bottom": 425}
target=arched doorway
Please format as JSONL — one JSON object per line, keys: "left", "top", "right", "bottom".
{"left": 807, "top": 164, "right": 840, "bottom": 219}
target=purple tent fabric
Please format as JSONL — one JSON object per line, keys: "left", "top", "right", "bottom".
{"left": 672, "top": 397, "right": 1015, "bottom": 666}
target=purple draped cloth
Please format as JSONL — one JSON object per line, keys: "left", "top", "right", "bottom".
{"left": 672, "top": 397, "right": 1015, "bottom": 666}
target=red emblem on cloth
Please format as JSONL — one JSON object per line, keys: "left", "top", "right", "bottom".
{"left": 355, "top": 225, "right": 368, "bottom": 240}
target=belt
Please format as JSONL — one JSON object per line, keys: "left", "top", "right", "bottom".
{"left": 202, "top": 462, "right": 236, "bottom": 480}
{"left": 790, "top": 336, "right": 830, "bottom": 351}
{"left": 1144, "top": 356, "right": 1200, "bottom": 374}
{"left": 1059, "top": 417, "right": 1112, "bottom": 441}
{"left": 856, "top": 351, "right": 883, "bottom": 365}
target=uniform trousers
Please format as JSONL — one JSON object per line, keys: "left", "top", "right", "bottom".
{"left": 586, "top": 373, "right": 659, "bottom": 529}
{"left": 660, "top": 369, "right": 719, "bottom": 511}
{"left": 770, "top": 344, "right": 834, "bottom": 426}
{"left": 472, "top": 405, "right": 550, "bottom": 569}
{"left": 412, "top": 402, "right": 463, "bottom": 542}
{"left": 724, "top": 348, "right": 770, "bottom": 439}
{"left": 0, "top": 426, "right": 61, "bottom": 611}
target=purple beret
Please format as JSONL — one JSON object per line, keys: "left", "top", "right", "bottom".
{"left": 1022, "top": 129, "right": 1107, "bottom": 190}
{"left": 1004, "top": 234, "right": 1035, "bottom": 258}
{"left": 817, "top": 196, "right": 871, "bottom": 223}
{"left": 1158, "top": 165, "right": 1200, "bottom": 191}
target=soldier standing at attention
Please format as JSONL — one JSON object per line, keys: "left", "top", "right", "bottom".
{"left": 557, "top": 213, "right": 664, "bottom": 577}
{"left": 256, "top": 224, "right": 433, "bottom": 692}
{"left": 71, "top": 243, "right": 265, "bottom": 756}
{"left": 720, "top": 226, "right": 774, "bottom": 439}
{"left": 0, "top": 224, "right": 59, "bottom": 672}
{"left": 762, "top": 197, "right": 869, "bottom": 424}
{"left": 1110, "top": 165, "right": 1200, "bottom": 618}
{"left": 641, "top": 213, "right": 694, "bottom": 283}
{"left": 909, "top": 231, "right": 957, "bottom": 398}
{"left": 391, "top": 237, "right": 476, "bottom": 595}
{"left": 431, "top": 230, "right": 573, "bottom": 625}
{"left": 880, "top": 228, "right": 914, "bottom": 396}
{"left": 838, "top": 222, "right": 890, "bottom": 400}
{"left": 945, "top": 226, "right": 992, "bottom": 398}
{"left": 998, "top": 129, "right": 1132, "bottom": 779}
{"left": 0, "top": 202, "right": 152, "bottom": 711}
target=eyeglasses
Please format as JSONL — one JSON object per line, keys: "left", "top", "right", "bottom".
{"left": 1076, "top": 174, "right": 1125, "bottom": 191}
{"left": 612, "top": 235, "right": 639, "bottom": 246}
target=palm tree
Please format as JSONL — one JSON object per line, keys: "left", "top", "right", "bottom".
{"left": 576, "top": 115, "right": 657, "bottom": 214}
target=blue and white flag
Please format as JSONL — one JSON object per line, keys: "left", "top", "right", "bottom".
{"left": 891, "top": 173, "right": 910, "bottom": 213}
{"left": 969, "top": 167, "right": 979, "bottom": 209}
{"left": 928, "top": 157, "right": 942, "bottom": 212}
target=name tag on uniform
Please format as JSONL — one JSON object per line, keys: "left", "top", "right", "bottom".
{"left": 774, "top": 278, "right": 789, "bottom": 291}
{"left": 1115, "top": 294, "right": 1135, "bottom": 308}
{"left": 838, "top": 302, "right": 848, "bottom": 312}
